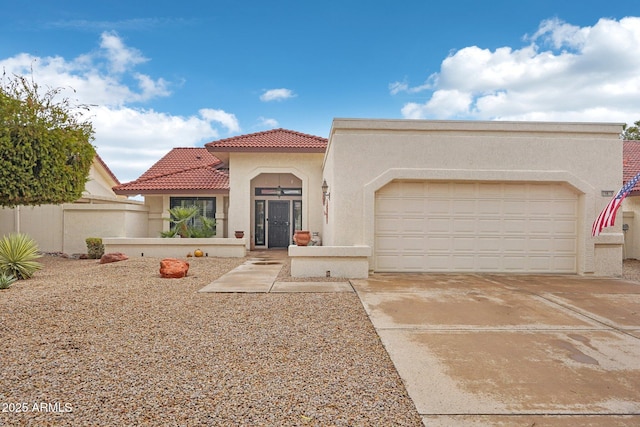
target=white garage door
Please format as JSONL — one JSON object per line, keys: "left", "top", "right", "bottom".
{"left": 375, "top": 181, "right": 578, "bottom": 273}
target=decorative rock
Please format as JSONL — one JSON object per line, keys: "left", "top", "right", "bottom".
{"left": 160, "top": 258, "right": 189, "bottom": 278}
{"left": 99, "top": 252, "right": 129, "bottom": 264}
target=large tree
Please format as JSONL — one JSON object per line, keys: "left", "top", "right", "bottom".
{"left": 622, "top": 120, "right": 640, "bottom": 140}
{"left": 0, "top": 74, "right": 95, "bottom": 207}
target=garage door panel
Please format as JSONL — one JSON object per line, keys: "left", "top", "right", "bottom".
{"left": 375, "top": 181, "right": 578, "bottom": 273}
{"left": 453, "top": 255, "right": 477, "bottom": 270}
{"left": 477, "top": 236, "right": 502, "bottom": 251}
{"left": 453, "top": 237, "right": 475, "bottom": 251}
{"left": 478, "top": 219, "right": 502, "bottom": 233}
{"left": 427, "top": 218, "right": 451, "bottom": 233}
{"left": 452, "top": 218, "right": 476, "bottom": 232}
{"left": 504, "top": 237, "right": 527, "bottom": 252}
{"left": 553, "top": 219, "right": 577, "bottom": 234}
{"left": 403, "top": 237, "right": 426, "bottom": 251}
{"left": 426, "top": 199, "right": 450, "bottom": 214}
{"left": 376, "top": 198, "right": 401, "bottom": 214}
{"left": 477, "top": 199, "right": 501, "bottom": 214}
{"left": 503, "top": 200, "right": 527, "bottom": 215}
{"left": 529, "top": 200, "right": 553, "bottom": 215}
{"left": 376, "top": 217, "right": 401, "bottom": 232}
{"left": 503, "top": 219, "right": 527, "bottom": 234}
{"left": 427, "top": 254, "right": 454, "bottom": 270}
{"left": 554, "top": 198, "right": 578, "bottom": 211}
{"left": 452, "top": 199, "right": 476, "bottom": 213}
{"left": 529, "top": 219, "right": 555, "bottom": 234}
{"left": 553, "top": 238, "right": 577, "bottom": 252}
{"left": 427, "top": 236, "right": 452, "bottom": 251}
{"left": 401, "top": 182, "right": 427, "bottom": 196}
{"left": 402, "top": 217, "right": 427, "bottom": 232}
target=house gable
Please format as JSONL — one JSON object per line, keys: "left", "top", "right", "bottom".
{"left": 205, "top": 128, "right": 327, "bottom": 164}
{"left": 113, "top": 148, "right": 229, "bottom": 196}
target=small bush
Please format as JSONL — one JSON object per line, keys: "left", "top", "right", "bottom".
{"left": 0, "top": 233, "right": 43, "bottom": 279}
{"left": 86, "top": 237, "right": 104, "bottom": 259}
{"left": 0, "top": 272, "right": 16, "bottom": 289}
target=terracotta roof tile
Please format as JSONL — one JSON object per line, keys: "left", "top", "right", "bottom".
{"left": 205, "top": 128, "right": 327, "bottom": 152}
{"left": 624, "top": 140, "right": 640, "bottom": 193}
{"left": 113, "top": 148, "right": 228, "bottom": 195}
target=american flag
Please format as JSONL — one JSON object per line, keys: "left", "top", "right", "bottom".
{"left": 592, "top": 171, "right": 640, "bottom": 236}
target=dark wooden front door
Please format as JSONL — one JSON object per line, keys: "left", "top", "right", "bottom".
{"left": 268, "top": 200, "right": 290, "bottom": 248}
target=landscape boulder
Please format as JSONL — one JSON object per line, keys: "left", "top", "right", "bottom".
{"left": 160, "top": 258, "right": 189, "bottom": 278}
{"left": 99, "top": 252, "right": 129, "bottom": 264}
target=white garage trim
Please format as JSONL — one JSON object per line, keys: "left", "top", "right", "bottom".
{"left": 362, "top": 168, "right": 594, "bottom": 273}
{"left": 374, "top": 180, "right": 578, "bottom": 273}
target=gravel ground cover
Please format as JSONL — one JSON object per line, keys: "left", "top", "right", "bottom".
{"left": 0, "top": 255, "right": 422, "bottom": 426}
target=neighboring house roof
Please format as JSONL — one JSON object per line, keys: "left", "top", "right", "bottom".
{"left": 113, "top": 148, "right": 229, "bottom": 195}
{"left": 623, "top": 140, "right": 640, "bottom": 194}
{"left": 205, "top": 128, "right": 327, "bottom": 152}
{"left": 95, "top": 154, "right": 121, "bottom": 186}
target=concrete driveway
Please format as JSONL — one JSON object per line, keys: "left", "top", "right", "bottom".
{"left": 351, "top": 274, "right": 640, "bottom": 426}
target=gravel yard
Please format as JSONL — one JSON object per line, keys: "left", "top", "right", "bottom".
{"left": 0, "top": 255, "right": 422, "bottom": 426}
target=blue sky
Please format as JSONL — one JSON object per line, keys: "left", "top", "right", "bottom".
{"left": 1, "top": 1, "right": 639, "bottom": 183}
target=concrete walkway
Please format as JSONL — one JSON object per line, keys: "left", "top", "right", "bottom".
{"left": 198, "top": 250, "right": 352, "bottom": 293}
{"left": 352, "top": 273, "right": 640, "bottom": 426}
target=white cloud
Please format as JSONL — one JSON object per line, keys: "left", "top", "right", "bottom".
{"left": 257, "top": 116, "right": 279, "bottom": 128}
{"left": 260, "top": 88, "right": 296, "bottom": 102}
{"left": 99, "top": 31, "right": 147, "bottom": 74}
{"left": 0, "top": 31, "right": 238, "bottom": 184}
{"left": 394, "top": 17, "right": 640, "bottom": 126}
{"left": 88, "top": 106, "right": 221, "bottom": 183}
{"left": 199, "top": 108, "right": 241, "bottom": 133}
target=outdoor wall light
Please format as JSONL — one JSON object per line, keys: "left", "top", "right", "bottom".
{"left": 322, "top": 179, "right": 330, "bottom": 203}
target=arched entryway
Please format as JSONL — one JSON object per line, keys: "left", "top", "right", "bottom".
{"left": 251, "top": 173, "right": 303, "bottom": 248}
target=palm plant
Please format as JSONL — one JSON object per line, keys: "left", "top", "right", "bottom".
{"left": 165, "top": 205, "right": 201, "bottom": 237}
{"left": 0, "top": 233, "right": 43, "bottom": 279}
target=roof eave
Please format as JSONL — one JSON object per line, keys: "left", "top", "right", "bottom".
{"left": 114, "top": 188, "right": 230, "bottom": 196}
{"left": 206, "top": 147, "right": 326, "bottom": 154}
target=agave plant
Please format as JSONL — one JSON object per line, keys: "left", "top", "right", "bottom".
{"left": 0, "top": 272, "right": 17, "bottom": 289}
{"left": 0, "top": 233, "right": 43, "bottom": 280}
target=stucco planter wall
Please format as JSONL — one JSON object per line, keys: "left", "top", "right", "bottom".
{"left": 288, "top": 245, "right": 371, "bottom": 278}
{"left": 103, "top": 238, "right": 247, "bottom": 258}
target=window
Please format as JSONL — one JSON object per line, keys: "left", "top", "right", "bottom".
{"left": 169, "top": 197, "right": 216, "bottom": 230}
{"left": 293, "top": 200, "right": 302, "bottom": 232}
{"left": 255, "top": 200, "right": 265, "bottom": 245}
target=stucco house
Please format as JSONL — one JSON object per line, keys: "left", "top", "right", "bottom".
{"left": 113, "top": 119, "right": 624, "bottom": 277}
{"left": 0, "top": 155, "right": 147, "bottom": 255}
{"left": 114, "top": 128, "right": 327, "bottom": 249}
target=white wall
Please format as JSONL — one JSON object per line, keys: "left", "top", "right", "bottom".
{"left": 323, "top": 119, "right": 624, "bottom": 276}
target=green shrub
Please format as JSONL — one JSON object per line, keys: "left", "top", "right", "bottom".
{"left": 0, "top": 272, "right": 17, "bottom": 289}
{"left": 85, "top": 237, "right": 104, "bottom": 259}
{"left": 0, "top": 233, "right": 43, "bottom": 279}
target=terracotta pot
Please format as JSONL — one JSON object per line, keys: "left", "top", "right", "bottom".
{"left": 294, "top": 230, "right": 311, "bottom": 246}
{"left": 235, "top": 231, "right": 244, "bottom": 239}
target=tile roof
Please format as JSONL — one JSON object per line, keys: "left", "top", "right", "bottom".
{"left": 113, "top": 148, "right": 228, "bottom": 195}
{"left": 624, "top": 140, "right": 640, "bottom": 193}
{"left": 205, "top": 128, "right": 327, "bottom": 152}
